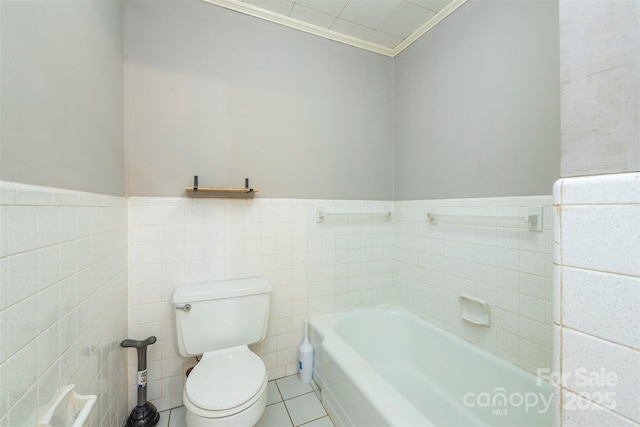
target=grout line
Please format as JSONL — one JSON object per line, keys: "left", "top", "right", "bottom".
{"left": 559, "top": 264, "right": 640, "bottom": 279}
{"left": 559, "top": 201, "right": 640, "bottom": 206}
{"left": 273, "top": 380, "right": 296, "bottom": 427}
{"left": 280, "top": 396, "right": 296, "bottom": 427}
{"left": 286, "top": 390, "right": 318, "bottom": 400}
{"left": 298, "top": 414, "right": 329, "bottom": 427}
{"left": 266, "top": 380, "right": 283, "bottom": 406}
{"left": 560, "top": 388, "right": 639, "bottom": 425}
{"left": 559, "top": 325, "right": 640, "bottom": 353}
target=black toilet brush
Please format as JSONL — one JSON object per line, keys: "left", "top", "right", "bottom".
{"left": 121, "top": 336, "right": 160, "bottom": 427}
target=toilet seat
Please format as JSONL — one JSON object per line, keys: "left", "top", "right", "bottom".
{"left": 184, "top": 345, "right": 267, "bottom": 418}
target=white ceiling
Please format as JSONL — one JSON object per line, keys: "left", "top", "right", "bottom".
{"left": 202, "top": 0, "right": 466, "bottom": 56}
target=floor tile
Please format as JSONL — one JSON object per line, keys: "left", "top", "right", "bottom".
{"left": 255, "top": 402, "right": 293, "bottom": 427}
{"left": 267, "top": 380, "right": 283, "bottom": 405}
{"left": 168, "top": 406, "right": 186, "bottom": 427}
{"left": 276, "top": 375, "right": 313, "bottom": 400}
{"left": 300, "top": 416, "right": 335, "bottom": 427}
{"left": 161, "top": 376, "right": 329, "bottom": 427}
{"left": 285, "top": 393, "right": 327, "bottom": 426}
{"left": 157, "top": 410, "right": 170, "bottom": 427}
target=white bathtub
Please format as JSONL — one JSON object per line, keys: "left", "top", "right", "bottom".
{"left": 310, "top": 306, "right": 556, "bottom": 427}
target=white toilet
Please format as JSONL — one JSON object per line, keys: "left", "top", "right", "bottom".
{"left": 173, "top": 277, "right": 272, "bottom": 426}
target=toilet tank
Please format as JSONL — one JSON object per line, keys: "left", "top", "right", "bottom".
{"left": 173, "top": 277, "right": 272, "bottom": 357}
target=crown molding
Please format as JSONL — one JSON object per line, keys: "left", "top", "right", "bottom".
{"left": 391, "top": 0, "right": 467, "bottom": 56}
{"left": 201, "top": 0, "right": 394, "bottom": 56}
{"left": 201, "top": 0, "right": 467, "bottom": 57}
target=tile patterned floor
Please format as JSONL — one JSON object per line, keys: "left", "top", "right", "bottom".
{"left": 157, "top": 375, "right": 334, "bottom": 427}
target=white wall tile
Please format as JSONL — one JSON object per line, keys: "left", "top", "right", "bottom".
{"left": 59, "top": 242, "right": 78, "bottom": 281}
{"left": 59, "top": 207, "right": 78, "bottom": 243}
{"left": 161, "top": 356, "right": 185, "bottom": 379}
{"left": 6, "top": 252, "right": 38, "bottom": 307}
{"left": 519, "top": 251, "right": 546, "bottom": 276}
{"left": 58, "top": 310, "right": 77, "bottom": 353}
{"left": 496, "top": 247, "right": 519, "bottom": 270}
{"left": 519, "top": 317, "right": 546, "bottom": 347}
{"left": 36, "top": 362, "right": 59, "bottom": 422}
{"left": 2, "top": 182, "right": 127, "bottom": 427}
{"left": 561, "top": 205, "right": 640, "bottom": 276}
{"left": 562, "top": 389, "right": 638, "bottom": 427}
{"left": 138, "top": 303, "right": 163, "bottom": 325}
{"left": 552, "top": 265, "right": 561, "bottom": 325}
{"left": 0, "top": 361, "right": 6, "bottom": 420}
{"left": 6, "top": 206, "right": 39, "bottom": 255}
{"left": 561, "top": 172, "right": 640, "bottom": 206}
{"left": 128, "top": 196, "right": 395, "bottom": 398}
{"left": 13, "top": 184, "right": 52, "bottom": 206}
{"left": 496, "top": 268, "right": 519, "bottom": 292}
{"left": 6, "top": 296, "right": 38, "bottom": 358}
{"left": 519, "top": 338, "right": 546, "bottom": 368}
{"left": 563, "top": 267, "right": 640, "bottom": 349}
{"left": 0, "top": 207, "right": 6, "bottom": 259}
{"left": 496, "top": 227, "right": 520, "bottom": 250}
{"left": 562, "top": 329, "right": 640, "bottom": 422}
{"left": 36, "top": 323, "right": 59, "bottom": 378}
{"left": 37, "top": 247, "right": 60, "bottom": 291}
{"left": 7, "top": 384, "right": 37, "bottom": 427}
{"left": 394, "top": 195, "right": 554, "bottom": 374}
{"left": 520, "top": 295, "right": 546, "bottom": 321}
{"left": 7, "top": 340, "right": 37, "bottom": 409}
{"left": 520, "top": 273, "right": 546, "bottom": 300}
{"left": 161, "top": 225, "right": 185, "bottom": 245}
{"left": 37, "top": 207, "right": 60, "bottom": 247}
{"left": 519, "top": 229, "right": 546, "bottom": 252}
{"left": 162, "top": 205, "right": 185, "bottom": 225}
{"left": 36, "top": 285, "right": 59, "bottom": 333}
{"left": 129, "top": 206, "right": 162, "bottom": 226}
{"left": 497, "top": 289, "right": 519, "bottom": 313}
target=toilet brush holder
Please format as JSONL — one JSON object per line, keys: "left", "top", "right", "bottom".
{"left": 121, "top": 336, "right": 160, "bottom": 427}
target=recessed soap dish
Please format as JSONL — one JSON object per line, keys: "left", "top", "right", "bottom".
{"left": 37, "top": 385, "right": 96, "bottom": 427}
{"left": 459, "top": 294, "right": 490, "bottom": 327}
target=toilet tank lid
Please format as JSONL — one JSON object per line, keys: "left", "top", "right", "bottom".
{"left": 173, "top": 277, "right": 272, "bottom": 304}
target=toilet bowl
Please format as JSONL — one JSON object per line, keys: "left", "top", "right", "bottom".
{"left": 173, "top": 278, "right": 272, "bottom": 427}
{"left": 183, "top": 346, "right": 268, "bottom": 426}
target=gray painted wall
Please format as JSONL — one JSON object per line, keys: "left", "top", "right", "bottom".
{"left": 124, "top": 0, "right": 395, "bottom": 199}
{"left": 1, "top": 0, "right": 561, "bottom": 200}
{"left": 560, "top": 0, "right": 639, "bottom": 177}
{"left": 0, "top": 0, "right": 125, "bottom": 196}
{"left": 393, "top": 0, "right": 560, "bottom": 200}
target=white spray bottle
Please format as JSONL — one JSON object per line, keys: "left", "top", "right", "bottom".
{"left": 298, "top": 320, "right": 313, "bottom": 383}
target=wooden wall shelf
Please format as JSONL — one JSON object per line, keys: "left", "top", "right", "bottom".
{"left": 185, "top": 176, "right": 258, "bottom": 195}
{"left": 185, "top": 186, "right": 258, "bottom": 194}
